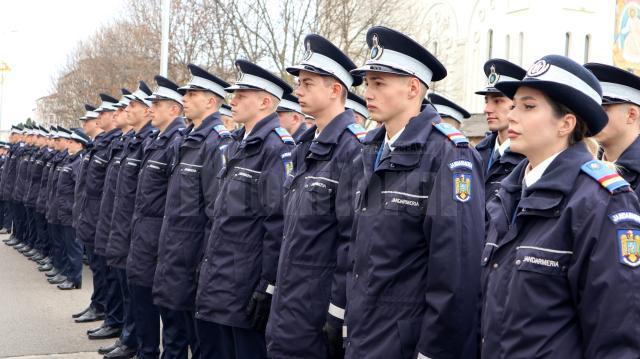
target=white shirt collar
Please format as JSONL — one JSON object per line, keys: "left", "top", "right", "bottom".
{"left": 523, "top": 150, "right": 564, "bottom": 187}
{"left": 493, "top": 137, "right": 511, "bottom": 157}
{"left": 384, "top": 127, "right": 405, "bottom": 151}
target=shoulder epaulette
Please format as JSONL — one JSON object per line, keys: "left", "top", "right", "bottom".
{"left": 433, "top": 122, "right": 469, "bottom": 147}
{"left": 274, "top": 127, "right": 295, "bottom": 144}
{"left": 580, "top": 159, "right": 629, "bottom": 193}
{"left": 213, "top": 124, "right": 231, "bottom": 138}
{"left": 347, "top": 123, "right": 367, "bottom": 143}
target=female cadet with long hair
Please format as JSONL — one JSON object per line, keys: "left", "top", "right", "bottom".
{"left": 481, "top": 55, "right": 640, "bottom": 358}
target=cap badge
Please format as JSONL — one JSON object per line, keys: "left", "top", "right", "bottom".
{"left": 527, "top": 59, "right": 551, "bottom": 78}
{"left": 370, "top": 34, "right": 383, "bottom": 60}
{"left": 303, "top": 40, "right": 313, "bottom": 61}
{"left": 488, "top": 65, "right": 500, "bottom": 86}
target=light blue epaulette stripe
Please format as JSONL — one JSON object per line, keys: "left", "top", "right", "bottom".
{"left": 432, "top": 122, "right": 469, "bottom": 146}
{"left": 213, "top": 125, "right": 231, "bottom": 137}
{"left": 274, "top": 127, "right": 295, "bottom": 144}
{"left": 346, "top": 123, "right": 367, "bottom": 143}
{"left": 580, "top": 159, "right": 629, "bottom": 193}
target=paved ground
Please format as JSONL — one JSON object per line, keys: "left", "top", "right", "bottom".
{"left": 0, "top": 233, "right": 105, "bottom": 358}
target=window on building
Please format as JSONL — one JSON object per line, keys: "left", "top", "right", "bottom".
{"left": 488, "top": 29, "right": 493, "bottom": 59}
{"left": 565, "top": 32, "right": 571, "bottom": 57}
{"left": 506, "top": 34, "right": 511, "bottom": 59}
{"left": 584, "top": 34, "right": 591, "bottom": 63}
{"left": 518, "top": 32, "right": 524, "bottom": 65}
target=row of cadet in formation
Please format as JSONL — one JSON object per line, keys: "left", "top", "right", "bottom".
{"left": 2, "top": 25, "right": 640, "bottom": 359}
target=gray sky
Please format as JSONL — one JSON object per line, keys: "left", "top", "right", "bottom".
{"left": 0, "top": 0, "right": 127, "bottom": 130}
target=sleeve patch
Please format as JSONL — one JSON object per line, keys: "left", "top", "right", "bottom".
{"left": 275, "top": 127, "right": 295, "bottom": 144}
{"left": 281, "top": 152, "right": 293, "bottom": 177}
{"left": 580, "top": 160, "right": 629, "bottom": 193}
{"left": 433, "top": 122, "right": 469, "bottom": 146}
{"left": 347, "top": 123, "right": 367, "bottom": 142}
{"left": 453, "top": 173, "right": 472, "bottom": 202}
{"left": 617, "top": 229, "right": 640, "bottom": 267}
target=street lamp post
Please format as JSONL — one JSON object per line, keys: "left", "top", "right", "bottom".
{"left": 0, "top": 61, "right": 11, "bottom": 132}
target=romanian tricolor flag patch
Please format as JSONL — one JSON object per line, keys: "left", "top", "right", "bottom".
{"left": 580, "top": 160, "right": 629, "bottom": 193}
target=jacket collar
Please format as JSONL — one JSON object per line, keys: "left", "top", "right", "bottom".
{"left": 240, "top": 112, "right": 280, "bottom": 144}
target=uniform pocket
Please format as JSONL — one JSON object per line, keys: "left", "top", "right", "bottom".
{"left": 302, "top": 176, "right": 337, "bottom": 215}
{"left": 397, "top": 318, "right": 421, "bottom": 359}
{"left": 226, "top": 167, "right": 261, "bottom": 216}
{"left": 515, "top": 246, "right": 572, "bottom": 276}
{"left": 382, "top": 191, "right": 428, "bottom": 216}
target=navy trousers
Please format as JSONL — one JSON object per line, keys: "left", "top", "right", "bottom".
{"left": 158, "top": 306, "right": 200, "bottom": 359}
{"left": 130, "top": 284, "right": 160, "bottom": 359}
{"left": 103, "top": 261, "right": 124, "bottom": 328}
{"left": 61, "top": 225, "right": 83, "bottom": 285}
{"left": 2, "top": 201, "right": 12, "bottom": 232}
{"left": 48, "top": 224, "right": 65, "bottom": 272}
{"left": 13, "top": 203, "right": 25, "bottom": 242}
{"left": 196, "top": 319, "right": 267, "bottom": 359}
{"left": 24, "top": 206, "right": 37, "bottom": 247}
{"left": 33, "top": 212, "right": 49, "bottom": 256}
{"left": 85, "top": 246, "right": 107, "bottom": 313}
{"left": 115, "top": 267, "right": 136, "bottom": 347}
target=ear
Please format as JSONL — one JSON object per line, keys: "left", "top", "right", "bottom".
{"left": 331, "top": 81, "right": 343, "bottom": 100}
{"left": 627, "top": 105, "right": 640, "bottom": 125}
{"left": 557, "top": 113, "right": 577, "bottom": 138}
{"left": 261, "top": 94, "right": 272, "bottom": 111}
{"left": 408, "top": 78, "right": 422, "bottom": 100}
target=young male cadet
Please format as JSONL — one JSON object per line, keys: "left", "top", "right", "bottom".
{"left": 126, "top": 77, "right": 185, "bottom": 359}
{"left": 586, "top": 63, "right": 640, "bottom": 195}
{"left": 265, "top": 33, "right": 366, "bottom": 359}
{"left": 194, "top": 59, "right": 294, "bottom": 359}
{"left": 344, "top": 26, "right": 485, "bottom": 359}
{"left": 474, "top": 59, "right": 527, "bottom": 201}
{"left": 276, "top": 92, "right": 307, "bottom": 142}
{"left": 55, "top": 128, "right": 91, "bottom": 290}
{"left": 103, "top": 83, "right": 156, "bottom": 359}
{"left": 151, "top": 65, "right": 231, "bottom": 359}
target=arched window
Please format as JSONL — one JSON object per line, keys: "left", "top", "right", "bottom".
{"left": 518, "top": 32, "right": 524, "bottom": 65}
{"left": 505, "top": 34, "right": 511, "bottom": 59}
{"left": 584, "top": 34, "right": 591, "bottom": 63}
{"left": 565, "top": 32, "right": 571, "bottom": 57}
{"left": 487, "top": 29, "right": 493, "bottom": 59}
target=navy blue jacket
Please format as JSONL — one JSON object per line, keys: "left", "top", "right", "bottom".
{"left": 76, "top": 128, "right": 122, "bottom": 247}
{"left": 106, "top": 122, "right": 156, "bottom": 269}
{"left": 266, "top": 110, "right": 362, "bottom": 358}
{"left": 55, "top": 150, "right": 84, "bottom": 226}
{"left": 344, "top": 107, "right": 485, "bottom": 359}
{"left": 475, "top": 132, "right": 525, "bottom": 202}
{"left": 24, "top": 147, "right": 48, "bottom": 207}
{"left": 1, "top": 143, "right": 23, "bottom": 202}
{"left": 45, "top": 150, "right": 68, "bottom": 225}
{"left": 36, "top": 149, "right": 57, "bottom": 214}
{"left": 35, "top": 147, "right": 56, "bottom": 213}
{"left": 13, "top": 145, "right": 35, "bottom": 203}
{"left": 292, "top": 123, "right": 307, "bottom": 143}
{"left": 481, "top": 143, "right": 640, "bottom": 358}
{"left": 615, "top": 136, "right": 640, "bottom": 196}
{"left": 153, "top": 113, "right": 232, "bottom": 311}
{"left": 94, "top": 131, "right": 131, "bottom": 256}
{"left": 195, "top": 113, "right": 293, "bottom": 327}
{"left": 127, "top": 118, "right": 185, "bottom": 287}
{"left": 73, "top": 141, "right": 93, "bottom": 229}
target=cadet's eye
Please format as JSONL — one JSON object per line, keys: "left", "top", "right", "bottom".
{"left": 524, "top": 104, "right": 535, "bottom": 110}
{"left": 509, "top": 105, "right": 515, "bottom": 110}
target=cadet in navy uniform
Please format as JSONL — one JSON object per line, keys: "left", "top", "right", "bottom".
{"left": 150, "top": 67, "right": 230, "bottom": 359}
{"left": 428, "top": 92, "right": 470, "bottom": 130}
{"left": 265, "top": 34, "right": 364, "bottom": 359}
{"left": 194, "top": 59, "right": 293, "bottom": 359}
{"left": 219, "top": 104, "right": 235, "bottom": 130}
{"left": 345, "top": 27, "right": 485, "bottom": 359}
{"left": 127, "top": 79, "right": 185, "bottom": 359}
{"left": 34, "top": 128, "right": 55, "bottom": 268}
{"left": 345, "top": 91, "right": 369, "bottom": 127}
{"left": 76, "top": 94, "right": 122, "bottom": 330}
{"left": 24, "top": 126, "right": 51, "bottom": 261}
{"left": 101, "top": 84, "right": 156, "bottom": 359}
{"left": 586, "top": 63, "right": 640, "bottom": 195}
{"left": 475, "top": 59, "right": 527, "bottom": 201}
{"left": 72, "top": 104, "right": 108, "bottom": 322}
{"left": 481, "top": 55, "right": 640, "bottom": 358}
{"left": 12, "top": 125, "right": 35, "bottom": 253}
{"left": 0, "top": 142, "right": 9, "bottom": 235}
{"left": 3, "top": 126, "right": 25, "bottom": 247}
{"left": 21, "top": 126, "right": 47, "bottom": 258}
{"left": 44, "top": 127, "right": 70, "bottom": 285}
{"left": 276, "top": 92, "right": 307, "bottom": 142}
{"left": 55, "top": 128, "right": 90, "bottom": 290}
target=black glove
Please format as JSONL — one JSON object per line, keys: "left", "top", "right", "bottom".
{"left": 245, "top": 290, "right": 272, "bottom": 332}
{"left": 323, "top": 320, "right": 344, "bottom": 359}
